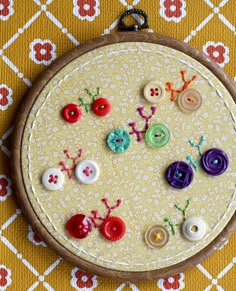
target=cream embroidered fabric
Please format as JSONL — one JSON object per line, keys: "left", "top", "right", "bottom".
{"left": 22, "top": 42, "right": 236, "bottom": 271}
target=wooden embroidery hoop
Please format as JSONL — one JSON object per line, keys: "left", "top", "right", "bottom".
{"left": 11, "top": 31, "right": 236, "bottom": 281}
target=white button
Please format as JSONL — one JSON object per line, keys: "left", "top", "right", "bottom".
{"left": 42, "top": 168, "right": 64, "bottom": 191}
{"left": 182, "top": 217, "right": 207, "bottom": 241}
{"left": 75, "top": 160, "right": 100, "bottom": 184}
{"left": 143, "top": 81, "right": 165, "bottom": 103}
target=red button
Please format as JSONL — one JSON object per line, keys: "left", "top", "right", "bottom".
{"left": 92, "top": 98, "right": 111, "bottom": 117}
{"left": 66, "top": 214, "right": 92, "bottom": 239}
{"left": 62, "top": 104, "right": 82, "bottom": 123}
{"left": 100, "top": 216, "right": 126, "bottom": 241}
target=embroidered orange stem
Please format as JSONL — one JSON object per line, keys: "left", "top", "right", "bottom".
{"left": 165, "top": 70, "right": 197, "bottom": 102}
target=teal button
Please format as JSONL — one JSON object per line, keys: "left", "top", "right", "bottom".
{"left": 145, "top": 124, "right": 170, "bottom": 148}
{"left": 107, "top": 128, "right": 131, "bottom": 153}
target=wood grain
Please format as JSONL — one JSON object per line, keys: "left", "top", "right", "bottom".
{"left": 11, "top": 31, "right": 236, "bottom": 281}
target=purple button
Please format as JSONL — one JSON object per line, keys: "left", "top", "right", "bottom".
{"left": 166, "top": 161, "right": 194, "bottom": 189}
{"left": 201, "top": 148, "right": 229, "bottom": 176}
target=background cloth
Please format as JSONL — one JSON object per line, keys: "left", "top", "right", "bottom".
{"left": 0, "top": 1, "right": 235, "bottom": 290}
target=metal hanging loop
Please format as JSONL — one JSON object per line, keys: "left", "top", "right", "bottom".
{"left": 118, "top": 9, "right": 149, "bottom": 31}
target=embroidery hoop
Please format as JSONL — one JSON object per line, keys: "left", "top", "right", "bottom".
{"left": 11, "top": 31, "right": 236, "bottom": 281}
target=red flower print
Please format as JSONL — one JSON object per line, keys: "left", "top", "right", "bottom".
{"left": 28, "top": 225, "right": 47, "bottom": 247}
{"left": 0, "top": 175, "right": 12, "bottom": 201}
{"left": 73, "top": 0, "right": 100, "bottom": 21}
{"left": 0, "top": 84, "right": 13, "bottom": 111}
{"left": 0, "top": 265, "right": 12, "bottom": 289}
{"left": 71, "top": 267, "right": 98, "bottom": 290}
{"left": 160, "top": 0, "right": 186, "bottom": 23}
{"left": 0, "top": 0, "right": 14, "bottom": 21}
{"left": 29, "top": 39, "right": 57, "bottom": 66}
{"left": 158, "top": 273, "right": 185, "bottom": 291}
{"left": 203, "top": 41, "right": 229, "bottom": 68}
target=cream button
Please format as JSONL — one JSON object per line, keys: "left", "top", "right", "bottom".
{"left": 75, "top": 160, "right": 100, "bottom": 184}
{"left": 42, "top": 168, "right": 64, "bottom": 191}
{"left": 177, "top": 88, "right": 202, "bottom": 113}
{"left": 144, "top": 225, "right": 169, "bottom": 248}
{"left": 182, "top": 217, "right": 207, "bottom": 241}
{"left": 143, "top": 81, "right": 165, "bottom": 103}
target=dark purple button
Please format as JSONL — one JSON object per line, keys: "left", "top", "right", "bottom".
{"left": 166, "top": 161, "right": 194, "bottom": 189}
{"left": 201, "top": 148, "right": 229, "bottom": 176}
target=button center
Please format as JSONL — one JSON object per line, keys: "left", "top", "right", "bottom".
{"left": 186, "top": 97, "right": 195, "bottom": 103}
{"left": 150, "top": 88, "right": 159, "bottom": 96}
{"left": 83, "top": 167, "right": 93, "bottom": 177}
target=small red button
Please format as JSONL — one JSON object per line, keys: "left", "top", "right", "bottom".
{"left": 100, "top": 216, "right": 126, "bottom": 241}
{"left": 62, "top": 104, "right": 82, "bottom": 123}
{"left": 92, "top": 98, "right": 111, "bottom": 117}
{"left": 66, "top": 214, "right": 92, "bottom": 239}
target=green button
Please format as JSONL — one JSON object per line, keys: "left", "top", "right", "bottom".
{"left": 145, "top": 124, "right": 170, "bottom": 148}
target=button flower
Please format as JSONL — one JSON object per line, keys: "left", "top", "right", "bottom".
{"left": 0, "top": 84, "right": 13, "bottom": 111}
{"left": 29, "top": 39, "right": 57, "bottom": 66}
{"left": 0, "top": 0, "right": 14, "bottom": 21}
{"left": 0, "top": 175, "right": 12, "bottom": 201}
{"left": 0, "top": 265, "right": 12, "bottom": 289}
{"left": 203, "top": 41, "right": 229, "bottom": 68}
{"left": 160, "top": 0, "right": 186, "bottom": 23}
{"left": 73, "top": 0, "right": 100, "bottom": 22}
{"left": 28, "top": 225, "right": 47, "bottom": 247}
{"left": 71, "top": 267, "right": 98, "bottom": 290}
{"left": 158, "top": 273, "right": 185, "bottom": 291}
{"left": 107, "top": 128, "right": 131, "bottom": 153}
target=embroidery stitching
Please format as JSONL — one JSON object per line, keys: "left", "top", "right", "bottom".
{"left": 89, "top": 198, "right": 122, "bottom": 228}
{"left": 165, "top": 70, "right": 197, "bottom": 102}
{"left": 164, "top": 199, "right": 190, "bottom": 235}
{"left": 186, "top": 136, "right": 206, "bottom": 171}
{"left": 128, "top": 106, "right": 157, "bottom": 142}
{"left": 79, "top": 87, "right": 101, "bottom": 112}
{"left": 59, "top": 148, "right": 83, "bottom": 179}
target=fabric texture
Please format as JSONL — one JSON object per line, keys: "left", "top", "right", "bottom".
{"left": 0, "top": 1, "right": 235, "bottom": 290}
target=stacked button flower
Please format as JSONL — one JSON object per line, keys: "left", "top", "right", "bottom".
{"left": 66, "top": 198, "right": 126, "bottom": 242}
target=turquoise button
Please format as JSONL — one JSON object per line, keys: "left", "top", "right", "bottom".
{"left": 107, "top": 128, "right": 131, "bottom": 153}
{"left": 145, "top": 124, "right": 170, "bottom": 148}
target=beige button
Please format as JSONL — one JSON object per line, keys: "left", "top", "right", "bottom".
{"left": 177, "top": 88, "right": 202, "bottom": 113}
{"left": 143, "top": 81, "right": 165, "bottom": 103}
{"left": 144, "top": 225, "right": 169, "bottom": 248}
{"left": 182, "top": 217, "right": 207, "bottom": 241}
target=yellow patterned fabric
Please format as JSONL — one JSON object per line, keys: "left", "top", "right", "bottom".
{"left": 0, "top": 1, "right": 235, "bottom": 291}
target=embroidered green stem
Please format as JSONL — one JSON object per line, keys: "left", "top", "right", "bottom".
{"left": 188, "top": 136, "right": 206, "bottom": 156}
{"left": 79, "top": 87, "right": 101, "bottom": 112}
{"left": 78, "top": 97, "right": 91, "bottom": 112}
{"left": 174, "top": 199, "right": 190, "bottom": 221}
{"left": 85, "top": 87, "right": 100, "bottom": 102}
{"left": 164, "top": 218, "right": 177, "bottom": 235}
{"left": 164, "top": 199, "right": 190, "bottom": 235}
